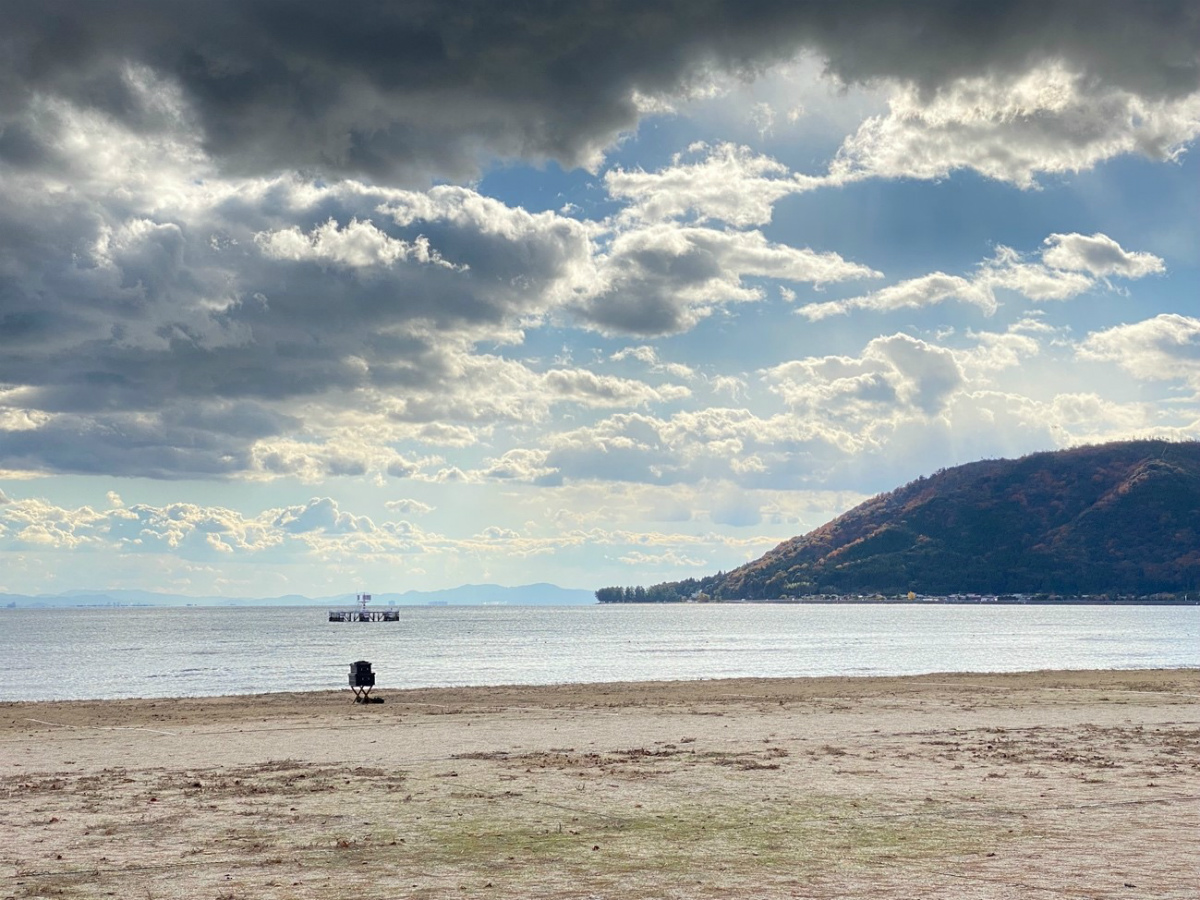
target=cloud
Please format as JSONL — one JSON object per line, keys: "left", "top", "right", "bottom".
{"left": 605, "top": 142, "right": 821, "bottom": 227}
{"left": 497, "top": 323, "right": 1090, "bottom": 495}
{"left": 273, "top": 497, "right": 373, "bottom": 535}
{"left": 368, "top": 351, "right": 689, "bottom": 429}
{"left": 958, "top": 329, "right": 1042, "bottom": 375}
{"left": 542, "top": 368, "right": 691, "bottom": 406}
{"left": 3, "top": 2, "right": 1194, "bottom": 183}
{"left": 611, "top": 346, "right": 660, "bottom": 366}
{"left": 530, "top": 408, "right": 860, "bottom": 491}
{"left": 0, "top": 411, "right": 261, "bottom": 479}
{"left": 0, "top": 172, "right": 593, "bottom": 394}
{"left": 480, "top": 449, "right": 558, "bottom": 484}
{"left": 765, "top": 333, "right": 964, "bottom": 420}
{"left": 0, "top": 168, "right": 623, "bottom": 477}
{"left": 980, "top": 246, "right": 1097, "bottom": 302}
{"left": 407, "top": 423, "right": 475, "bottom": 448}
{"left": 0, "top": 496, "right": 286, "bottom": 558}
{"left": 0, "top": 482, "right": 779, "bottom": 587}
{"left": 1040, "top": 232, "right": 1167, "bottom": 278}
{"left": 248, "top": 439, "right": 426, "bottom": 485}
{"left": 384, "top": 499, "right": 435, "bottom": 516}
{"left": 759, "top": 322, "right": 1190, "bottom": 469}
{"left": 0, "top": 499, "right": 112, "bottom": 551}
{"left": 710, "top": 491, "right": 764, "bottom": 527}
{"left": 1044, "top": 392, "right": 1154, "bottom": 438}
{"left": 0, "top": 492, "right": 449, "bottom": 562}
{"left": 575, "top": 223, "right": 878, "bottom": 335}
{"left": 709, "top": 375, "right": 749, "bottom": 400}
{"left": 799, "top": 273, "right": 996, "bottom": 321}
{"left": 796, "top": 234, "right": 1162, "bottom": 320}
{"left": 571, "top": 143, "right": 881, "bottom": 336}
{"left": 829, "top": 63, "right": 1200, "bottom": 188}
{"left": 865, "top": 334, "right": 964, "bottom": 415}
{"left": 1079, "top": 314, "right": 1200, "bottom": 386}
{"left": 255, "top": 218, "right": 462, "bottom": 271}
{"left": 611, "top": 346, "right": 698, "bottom": 381}
{"left": 617, "top": 550, "right": 709, "bottom": 568}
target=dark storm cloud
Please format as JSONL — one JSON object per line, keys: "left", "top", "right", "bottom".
{"left": 0, "top": 412, "right": 254, "bottom": 478}
{"left": 0, "top": 170, "right": 603, "bottom": 476}
{"left": 2, "top": 0, "right": 1195, "bottom": 180}
{"left": 0, "top": 179, "right": 590, "bottom": 410}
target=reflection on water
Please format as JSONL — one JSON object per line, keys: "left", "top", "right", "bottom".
{"left": 0, "top": 603, "right": 1196, "bottom": 701}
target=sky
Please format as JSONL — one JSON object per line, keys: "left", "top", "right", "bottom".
{"left": 1, "top": 1, "right": 1198, "bottom": 599}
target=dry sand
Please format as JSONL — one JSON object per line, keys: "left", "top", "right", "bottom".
{"left": 2, "top": 669, "right": 1198, "bottom": 899}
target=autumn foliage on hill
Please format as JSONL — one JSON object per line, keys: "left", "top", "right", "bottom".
{"left": 605, "top": 440, "right": 1200, "bottom": 600}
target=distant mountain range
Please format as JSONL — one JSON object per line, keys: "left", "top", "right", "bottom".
{"left": 0, "top": 583, "right": 595, "bottom": 609}
{"left": 603, "top": 440, "right": 1200, "bottom": 601}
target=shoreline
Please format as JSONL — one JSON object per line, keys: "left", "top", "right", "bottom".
{"left": 3, "top": 663, "right": 1199, "bottom": 707}
{"left": 6, "top": 597, "right": 1200, "bottom": 610}
{"left": 5, "top": 668, "right": 1197, "bottom": 899}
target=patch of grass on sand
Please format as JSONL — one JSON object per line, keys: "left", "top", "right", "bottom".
{"left": 405, "top": 794, "right": 1001, "bottom": 887}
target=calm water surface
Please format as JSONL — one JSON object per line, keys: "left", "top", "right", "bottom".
{"left": 1, "top": 604, "right": 1196, "bottom": 701}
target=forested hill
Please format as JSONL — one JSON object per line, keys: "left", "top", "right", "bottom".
{"left": 599, "top": 440, "right": 1200, "bottom": 601}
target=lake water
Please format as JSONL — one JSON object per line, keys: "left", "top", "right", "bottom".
{"left": 1, "top": 603, "right": 1197, "bottom": 702}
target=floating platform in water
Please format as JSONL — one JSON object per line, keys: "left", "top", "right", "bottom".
{"left": 328, "top": 593, "right": 399, "bottom": 622}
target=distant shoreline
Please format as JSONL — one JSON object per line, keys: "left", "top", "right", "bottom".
{"left": 7, "top": 596, "right": 1200, "bottom": 609}
{"left": 598, "top": 595, "right": 1200, "bottom": 606}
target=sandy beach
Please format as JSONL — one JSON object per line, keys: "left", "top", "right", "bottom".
{"left": 3, "top": 669, "right": 1197, "bottom": 899}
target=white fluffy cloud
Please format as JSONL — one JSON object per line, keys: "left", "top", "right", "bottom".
{"left": 796, "top": 234, "right": 1163, "bottom": 320}
{"left": 255, "top": 218, "right": 461, "bottom": 271}
{"left": 765, "top": 334, "right": 964, "bottom": 420}
{"left": 1079, "top": 314, "right": 1200, "bottom": 386}
{"left": 248, "top": 440, "right": 426, "bottom": 485}
{"left": 611, "top": 346, "right": 699, "bottom": 381}
{"left": 576, "top": 223, "right": 879, "bottom": 335}
{"left": 384, "top": 498, "right": 435, "bottom": 516}
{"left": 798, "top": 273, "right": 996, "bottom": 321}
{"left": 1040, "top": 232, "right": 1167, "bottom": 278}
{"left": 0, "top": 489, "right": 808, "bottom": 593}
{"left": 605, "top": 142, "right": 821, "bottom": 227}
{"left": 958, "top": 330, "right": 1042, "bottom": 375}
{"left": 980, "top": 246, "right": 1098, "bottom": 302}
{"left": 829, "top": 64, "right": 1200, "bottom": 189}
{"left": 0, "top": 494, "right": 449, "bottom": 562}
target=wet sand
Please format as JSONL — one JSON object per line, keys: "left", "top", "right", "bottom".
{"left": 3, "top": 669, "right": 1198, "bottom": 899}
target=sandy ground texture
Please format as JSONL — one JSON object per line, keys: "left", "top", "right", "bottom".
{"left": 2, "top": 669, "right": 1198, "bottom": 900}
